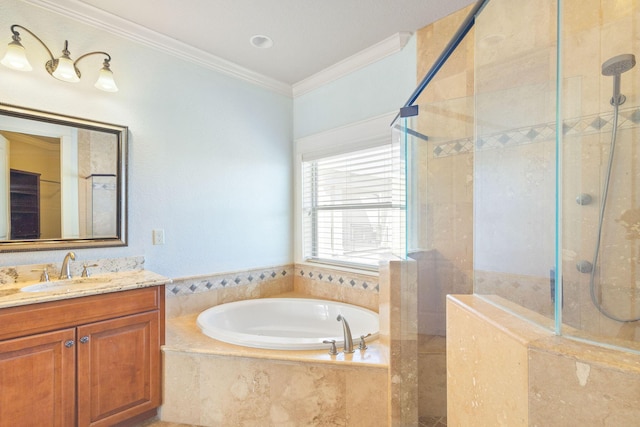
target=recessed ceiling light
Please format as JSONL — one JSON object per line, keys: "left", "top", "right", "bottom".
{"left": 250, "top": 34, "right": 273, "bottom": 49}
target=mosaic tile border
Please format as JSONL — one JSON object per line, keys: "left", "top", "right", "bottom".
{"left": 167, "top": 264, "right": 294, "bottom": 297}
{"left": 297, "top": 266, "right": 379, "bottom": 293}
{"left": 432, "top": 106, "right": 640, "bottom": 158}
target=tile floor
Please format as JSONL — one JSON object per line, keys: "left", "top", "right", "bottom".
{"left": 420, "top": 416, "right": 448, "bottom": 426}
{"left": 134, "top": 419, "right": 199, "bottom": 427}
{"left": 138, "top": 417, "right": 447, "bottom": 426}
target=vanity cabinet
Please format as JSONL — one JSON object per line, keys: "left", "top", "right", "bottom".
{"left": 0, "top": 286, "right": 164, "bottom": 427}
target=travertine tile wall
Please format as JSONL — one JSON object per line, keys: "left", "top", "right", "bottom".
{"left": 165, "top": 264, "right": 294, "bottom": 318}
{"left": 472, "top": 0, "right": 558, "bottom": 317}
{"left": 419, "top": 1, "right": 639, "bottom": 422}
{"left": 379, "top": 259, "right": 418, "bottom": 426}
{"left": 162, "top": 346, "right": 389, "bottom": 426}
{"left": 560, "top": 0, "right": 640, "bottom": 340}
{"left": 162, "top": 259, "right": 421, "bottom": 426}
{"left": 166, "top": 263, "right": 380, "bottom": 317}
{"left": 413, "top": 5, "right": 475, "bottom": 306}
{"left": 447, "top": 296, "right": 531, "bottom": 426}
{"left": 472, "top": 0, "right": 640, "bottom": 342}
{"left": 447, "top": 295, "right": 640, "bottom": 426}
{"left": 410, "top": 5, "right": 476, "bottom": 422}
{"left": 293, "top": 264, "right": 379, "bottom": 311}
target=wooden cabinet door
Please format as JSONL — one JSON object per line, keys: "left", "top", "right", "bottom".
{"left": 0, "top": 328, "right": 76, "bottom": 427}
{"left": 76, "top": 311, "right": 160, "bottom": 427}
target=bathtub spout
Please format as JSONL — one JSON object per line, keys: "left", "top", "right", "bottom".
{"left": 336, "top": 314, "right": 355, "bottom": 353}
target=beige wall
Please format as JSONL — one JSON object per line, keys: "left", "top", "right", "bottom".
{"left": 447, "top": 295, "right": 640, "bottom": 426}
{"left": 7, "top": 134, "right": 61, "bottom": 239}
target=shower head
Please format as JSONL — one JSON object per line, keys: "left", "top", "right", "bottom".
{"left": 602, "top": 53, "right": 636, "bottom": 76}
{"left": 602, "top": 54, "right": 636, "bottom": 106}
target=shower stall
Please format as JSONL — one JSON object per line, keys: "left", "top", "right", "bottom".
{"left": 395, "top": 0, "right": 639, "bottom": 421}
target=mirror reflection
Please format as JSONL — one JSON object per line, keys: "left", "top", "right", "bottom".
{"left": 0, "top": 104, "right": 126, "bottom": 251}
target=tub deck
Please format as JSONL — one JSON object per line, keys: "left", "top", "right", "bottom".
{"left": 164, "top": 312, "right": 389, "bottom": 367}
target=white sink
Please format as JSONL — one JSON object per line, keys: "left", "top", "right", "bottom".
{"left": 21, "top": 277, "right": 104, "bottom": 293}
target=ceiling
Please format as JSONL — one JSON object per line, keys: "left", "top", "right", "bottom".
{"left": 76, "top": 0, "right": 475, "bottom": 86}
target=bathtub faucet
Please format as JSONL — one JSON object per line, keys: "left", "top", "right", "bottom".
{"left": 336, "top": 314, "right": 355, "bottom": 353}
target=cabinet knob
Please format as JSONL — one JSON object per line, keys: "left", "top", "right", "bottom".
{"left": 64, "top": 340, "right": 74, "bottom": 348}
{"left": 79, "top": 336, "right": 90, "bottom": 344}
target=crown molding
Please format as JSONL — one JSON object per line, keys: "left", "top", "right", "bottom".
{"left": 22, "top": 1, "right": 412, "bottom": 99}
{"left": 22, "top": 0, "right": 293, "bottom": 97}
{"left": 292, "top": 32, "right": 413, "bottom": 98}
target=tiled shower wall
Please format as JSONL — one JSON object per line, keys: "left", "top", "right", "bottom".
{"left": 412, "top": 0, "right": 640, "bottom": 345}
{"left": 473, "top": 0, "right": 640, "bottom": 343}
{"left": 412, "top": 2, "right": 640, "bottom": 421}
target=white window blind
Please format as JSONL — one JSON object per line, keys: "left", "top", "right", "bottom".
{"left": 302, "top": 143, "right": 405, "bottom": 268}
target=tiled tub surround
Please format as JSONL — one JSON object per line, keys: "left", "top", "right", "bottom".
{"left": 447, "top": 295, "right": 640, "bottom": 426}
{"left": 165, "top": 265, "right": 295, "bottom": 319}
{"left": 294, "top": 264, "right": 380, "bottom": 311}
{"left": 162, "top": 312, "right": 389, "bottom": 426}
{"left": 162, "top": 260, "right": 419, "bottom": 426}
{"left": 165, "top": 263, "right": 381, "bottom": 318}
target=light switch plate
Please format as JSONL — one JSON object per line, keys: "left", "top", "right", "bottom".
{"left": 152, "top": 229, "right": 165, "bottom": 245}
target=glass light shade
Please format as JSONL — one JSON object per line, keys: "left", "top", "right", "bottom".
{"left": 1, "top": 41, "right": 32, "bottom": 71}
{"left": 94, "top": 66, "right": 118, "bottom": 92}
{"left": 52, "top": 56, "right": 80, "bottom": 82}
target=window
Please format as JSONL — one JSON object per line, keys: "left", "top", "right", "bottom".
{"left": 302, "top": 143, "right": 405, "bottom": 268}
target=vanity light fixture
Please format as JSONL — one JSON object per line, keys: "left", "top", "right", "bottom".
{"left": 1, "top": 24, "right": 118, "bottom": 92}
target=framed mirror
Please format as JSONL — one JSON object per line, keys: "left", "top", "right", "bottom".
{"left": 0, "top": 103, "right": 127, "bottom": 252}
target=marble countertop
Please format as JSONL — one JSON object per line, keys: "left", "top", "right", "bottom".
{"left": 0, "top": 269, "right": 171, "bottom": 309}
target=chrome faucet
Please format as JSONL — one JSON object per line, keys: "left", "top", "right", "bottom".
{"left": 59, "top": 251, "right": 76, "bottom": 279}
{"left": 336, "top": 314, "right": 355, "bottom": 353}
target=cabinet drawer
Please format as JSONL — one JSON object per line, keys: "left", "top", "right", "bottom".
{"left": 0, "top": 286, "right": 163, "bottom": 341}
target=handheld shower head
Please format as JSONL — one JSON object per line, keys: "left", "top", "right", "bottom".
{"left": 602, "top": 53, "right": 636, "bottom": 76}
{"left": 602, "top": 54, "right": 636, "bottom": 106}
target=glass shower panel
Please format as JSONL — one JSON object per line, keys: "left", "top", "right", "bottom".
{"left": 405, "top": 97, "right": 475, "bottom": 336}
{"left": 561, "top": 0, "right": 640, "bottom": 349}
{"left": 473, "top": 0, "right": 558, "bottom": 328}
{"left": 401, "top": 94, "right": 474, "bottom": 421}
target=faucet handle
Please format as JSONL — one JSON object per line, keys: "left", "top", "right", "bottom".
{"left": 81, "top": 263, "right": 99, "bottom": 277}
{"left": 32, "top": 267, "right": 50, "bottom": 282}
{"left": 322, "top": 339, "right": 338, "bottom": 356}
{"left": 359, "top": 333, "right": 372, "bottom": 351}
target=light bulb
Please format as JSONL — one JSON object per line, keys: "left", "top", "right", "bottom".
{"left": 52, "top": 55, "right": 80, "bottom": 82}
{"left": 1, "top": 40, "right": 32, "bottom": 71}
{"left": 94, "top": 65, "right": 118, "bottom": 92}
